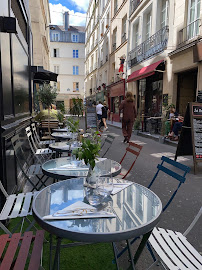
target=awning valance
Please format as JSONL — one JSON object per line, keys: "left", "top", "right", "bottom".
{"left": 127, "top": 60, "right": 164, "bottom": 82}
{"left": 31, "top": 66, "right": 58, "bottom": 83}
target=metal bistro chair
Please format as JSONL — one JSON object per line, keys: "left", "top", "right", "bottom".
{"left": 100, "top": 134, "right": 115, "bottom": 158}
{"left": 147, "top": 206, "right": 202, "bottom": 270}
{"left": 119, "top": 142, "right": 143, "bottom": 179}
{"left": 0, "top": 180, "right": 38, "bottom": 236}
{"left": 0, "top": 230, "right": 45, "bottom": 270}
{"left": 25, "top": 126, "right": 54, "bottom": 164}
{"left": 11, "top": 134, "right": 49, "bottom": 191}
{"left": 114, "top": 156, "right": 191, "bottom": 265}
{"left": 31, "top": 122, "right": 55, "bottom": 147}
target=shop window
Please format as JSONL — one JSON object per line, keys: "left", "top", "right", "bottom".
{"left": 73, "top": 50, "right": 79, "bottom": 58}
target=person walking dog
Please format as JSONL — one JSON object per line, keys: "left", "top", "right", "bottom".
{"left": 119, "top": 92, "right": 136, "bottom": 143}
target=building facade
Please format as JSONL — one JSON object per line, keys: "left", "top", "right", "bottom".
{"left": 127, "top": 0, "right": 202, "bottom": 124}
{"left": 50, "top": 12, "right": 85, "bottom": 112}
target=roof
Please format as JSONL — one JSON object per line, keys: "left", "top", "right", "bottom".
{"left": 51, "top": 25, "right": 85, "bottom": 33}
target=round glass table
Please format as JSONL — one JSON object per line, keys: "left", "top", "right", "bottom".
{"left": 32, "top": 178, "right": 162, "bottom": 269}
{"left": 52, "top": 128, "right": 69, "bottom": 132}
{"left": 51, "top": 132, "right": 77, "bottom": 141}
{"left": 49, "top": 141, "right": 81, "bottom": 153}
{"left": 42, "top": 158, "right": 121, "bottom": 180}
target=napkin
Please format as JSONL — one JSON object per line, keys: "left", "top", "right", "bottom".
{"left": 111, "top": 181, "right": 133, "bottom": 195}
{"left": 43, "top": 201, "right": 116, "bottom": 220}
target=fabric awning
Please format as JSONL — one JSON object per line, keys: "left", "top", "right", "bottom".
{"left": 127, "top": 60, "right": 164, "bottom": 82}
{"left": 31, "top": 66, "right": 58, "bottom": 83}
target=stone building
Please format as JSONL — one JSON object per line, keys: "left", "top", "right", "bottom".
{"left": 50, "top": 12, "right": 85, "bottom": 112}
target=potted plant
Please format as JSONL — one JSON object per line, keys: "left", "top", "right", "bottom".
{"left": 134, "top": 118, "right": 141, "bottom": 135}
{"left": 66, "top": 117, "right": 80, "bottom": 133}
{"left": 70, "top": 98, "right": 84, "bottom": 118}
{"left": 37, "top": 83, "right": 58, "bottom": 137}
{"left": 73, "top": 131, "right": 101, "bottom": 183}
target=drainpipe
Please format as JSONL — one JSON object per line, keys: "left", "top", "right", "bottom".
{"left": 125, "top": 1, "right": 131, "bottom": 93}
{"left": 96, "top": 1, "right": 100, "bottom": 100}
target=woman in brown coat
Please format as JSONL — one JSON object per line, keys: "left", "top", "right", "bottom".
{"left": 119, "top": 91, "right": 137, "bottom": 143}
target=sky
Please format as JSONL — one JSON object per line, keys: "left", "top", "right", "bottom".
{"left": 49, "top": 0, "right": 89, "bottom": 27}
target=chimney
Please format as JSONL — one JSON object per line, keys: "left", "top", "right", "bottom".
{"left": 63, "top": 12, "right": 69, "bottom": 30}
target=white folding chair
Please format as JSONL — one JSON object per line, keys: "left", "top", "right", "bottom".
{"left": 147, "top": 207, "right": 202, "bottom": 270}
{"left": 25, "top": 126, "right": 54, "bottom": 164}
{"left": 31, "top": 122, "right": 55, "bottom": 147}
{"left": 0, "top": 181, "right": 38, "bottom": 236}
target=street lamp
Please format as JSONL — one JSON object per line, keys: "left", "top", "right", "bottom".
{"left": 45, "top": 25, "right": 55, "bottom": 30}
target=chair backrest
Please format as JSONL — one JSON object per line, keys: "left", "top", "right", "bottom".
{"left": 41, "top": 120, "right": 59, "bottom": 129}
{"left": 183, "top": 206, "right": 202, "bottom": 236}
{"left": 148, "top": 156, "right": 190, "bottom": 212}
{"left": 101, "top": 134, "right": 115, "bottom": 157}
{"left": 120, "top": 142, "right": 143, "bottom": 179}
{"left": 31, "top": 123, "right": 41, "bottom": 145}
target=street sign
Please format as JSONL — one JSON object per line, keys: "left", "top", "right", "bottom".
{"left": 85, "top": 107, "right": 98, "bottom": 131}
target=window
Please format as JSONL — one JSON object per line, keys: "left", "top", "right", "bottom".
{"left": 73, "top": 66, "right": 79, "bottom": 75}
{"left": 133, "top": 22, "right": 139, "bottom": 48}
{"left": 146, "top": 12, "right": 152, "bottom": 40}
{"left": 122, "top": 15, "right": 127, "bottom": 42}
{"left": 54, "top": 65, "right": 59, "bottom": 74}
{"left": 53, "top": 48, "right": 59, "bottom": 57}
{"left": 72, "top": 34, "right": 78, "bottom": 42}
{"left": 161, "top": 0, "right": 169, "bottom": 28}
{"left": 73, "top": 82, "right": 79, "bottom": 92}
{"left": 187, "top": 0, "right": 201, "bottom": 39}
{"left": 52, "top": 33, "right": 59, "bottom": 41}
{"left": 73, "top": 50, "right": 78, "bottom": 58}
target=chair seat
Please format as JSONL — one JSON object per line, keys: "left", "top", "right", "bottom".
{"left": 149, "top": 227, "right": 202, "bottom": 270}
{"left": 0, "top": 230, "right": 44, "bottom": 270}
{"left": 0, "top": 191, "right": 38, "bottom": 220}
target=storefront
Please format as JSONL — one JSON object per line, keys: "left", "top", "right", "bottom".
{"left": 96, "top": 91, "right": 105, "bottom": 103}
{"left": 108, "top": 79, "right": 125, "bottom": 122}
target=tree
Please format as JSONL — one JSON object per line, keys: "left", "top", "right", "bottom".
{"left": 37, "top": 83, "right": 58, "bottom": 137}
{"left": 70, "top": 98, "right": 84, "bottom": 117}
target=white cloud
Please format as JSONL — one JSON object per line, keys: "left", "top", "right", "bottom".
{"left": 69, "top": 0, "right": 89, "bottom": 12}
{"left": 49, "top": 3, "right": 86, "bottom": 26}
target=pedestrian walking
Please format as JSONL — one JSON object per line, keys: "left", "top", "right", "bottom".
{"left": 102, "top": 101, "right": 109, "bottom": 130}
{"left": 96, "top": 101, "right": 103, "bottom": 128}
{"left": 119, "top": 91, "right": 136, "bottom": 143}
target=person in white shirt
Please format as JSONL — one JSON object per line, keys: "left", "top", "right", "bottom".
{"left": 96, "top": 101, "right": 103, "bottom": 121}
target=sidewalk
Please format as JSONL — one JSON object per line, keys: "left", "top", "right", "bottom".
{"left": 106, "top": 120, "right": 178, "bottom": 146}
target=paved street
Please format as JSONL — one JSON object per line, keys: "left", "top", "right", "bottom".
{"left": 97, "top": 122, "right": 202, "bottom": 269}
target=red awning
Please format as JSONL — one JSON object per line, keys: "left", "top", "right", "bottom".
{"left": 127, "top": 60, "right": 164, "bottom": 82}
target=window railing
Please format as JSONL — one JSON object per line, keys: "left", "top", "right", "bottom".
{"left": 122, "top": 32, "right": 126, "bottom": 43}
{"left": 113, "top": 42, "right": 116, "bottom": 51}
{"left": 128, "top": 26, "right": 169, "bottom": 68}
{"left": 130, "top": 0, "right": 141, "bottom": 16}
{"left": 178, "top": 19, "right": 201, "bottom": 46}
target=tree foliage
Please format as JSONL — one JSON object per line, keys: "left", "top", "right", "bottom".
{"left": 37, "top": 83, "right": 58, "bottom": 109}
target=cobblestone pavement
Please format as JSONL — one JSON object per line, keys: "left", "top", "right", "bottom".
{"left": 98, "top": 122, "right": 202, "bottom": 269}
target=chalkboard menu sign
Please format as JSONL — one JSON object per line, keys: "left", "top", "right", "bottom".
{"left": 175, "top": 102, "right": 202, "bottom": 173}
{"left": 85, "top": 107, "right": 97, "bottom": 130}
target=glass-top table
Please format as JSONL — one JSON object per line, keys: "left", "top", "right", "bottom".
{"left": 42, "top": 158, "right": 121, "bottom": 180}
{"left": 32, "top": 178, "right": 162, "bottom": 269}
{"left": 52, "top": 128, "right": 69, "bottom": 132}
{"left": 51, "top": 132, "right": 77, "bottom": 141}
{"left": 49, "top": 141, "right": 81, "bottom": 153}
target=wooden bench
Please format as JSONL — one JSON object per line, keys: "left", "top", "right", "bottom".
{"left": 40, "top": 120, "right": 59, "bottom": 139}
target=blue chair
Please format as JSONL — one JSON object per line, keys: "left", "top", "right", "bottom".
{"left": 113, "top": 156, "right": 191, "bottom": 265}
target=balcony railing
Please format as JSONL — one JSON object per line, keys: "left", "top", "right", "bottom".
{"left": 178, "top": 19, "right": 201, "bottom": 46}
{"left": 130, "top": 0, "right": 141, "bottom": 16}
{"left": 122, "top": 33, "right": 126, "bottom": 43}
{"left": 128, "top": 26, "right": 169, "bottom": 68}
{"left": 112, "top": 42, "right": 116, "bottom": 51}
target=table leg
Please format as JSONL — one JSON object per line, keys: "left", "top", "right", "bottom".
{"left": 126, "top": 239, "right": 135, "bottom": 270}
{"left": 49, "top": 234, "right": 53, "bottom": 270}
{"left": 112, "top": 242, "right": 120, "bottom": 270}
{"left": 52, "top": 237, "right": 62, "bottom": 270}
{"left": 133, "top": 231, "right": 152, "bottom": 265}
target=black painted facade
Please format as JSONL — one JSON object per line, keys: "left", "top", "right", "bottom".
{"left": 0, "top": 0, "right": 32, "bottom": 194}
